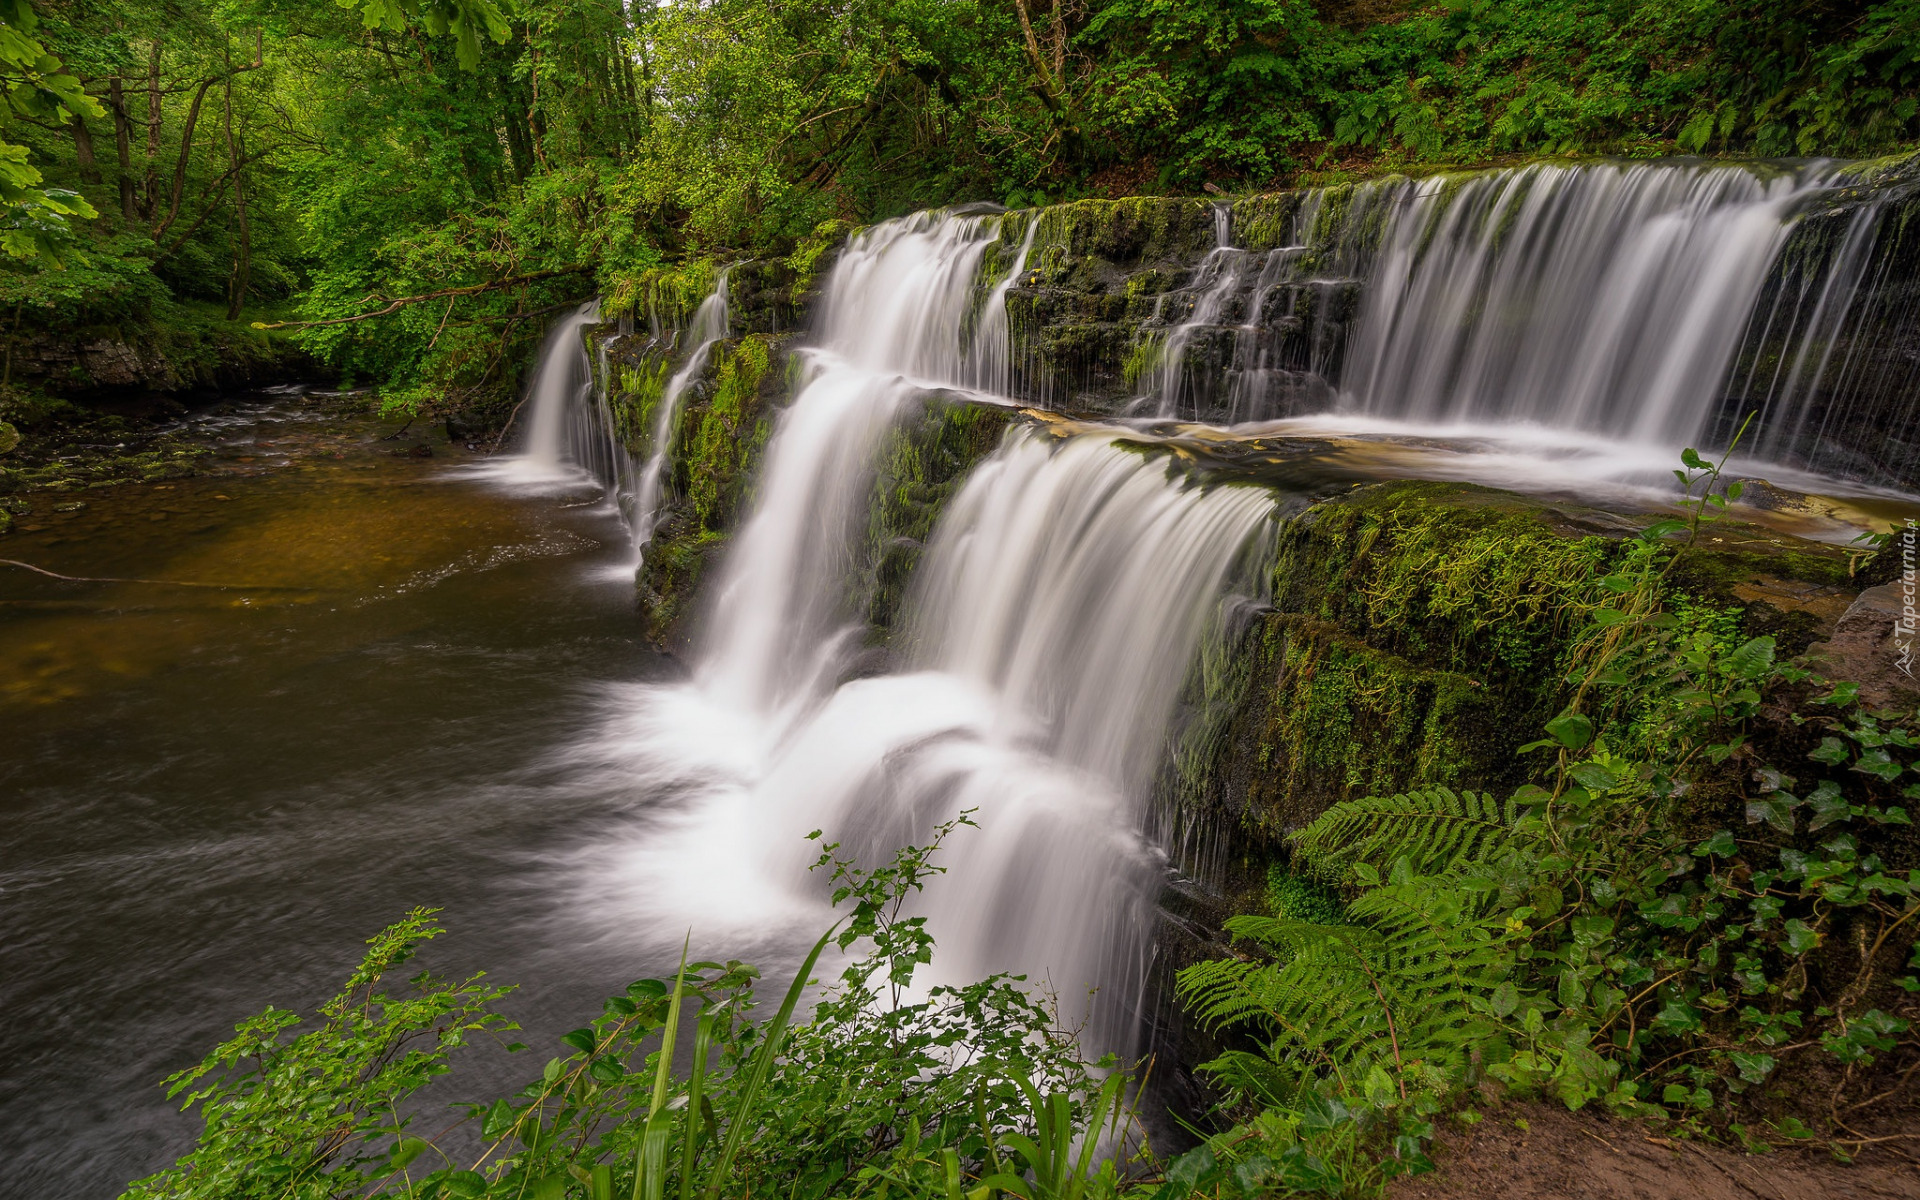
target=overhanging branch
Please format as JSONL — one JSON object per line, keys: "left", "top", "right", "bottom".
{"left": 251, "top": 267, "right": 594, "bottom": 330}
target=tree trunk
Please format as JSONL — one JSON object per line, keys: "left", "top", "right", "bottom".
{"left": 142, "top": 38, "right": 162, "bottom": 219}
{"left": 70, "top": 114, "right": 101, "bottom": 184}
{"left": 221, "top": 58, "right": 250, "bottom": 319}
{"left": 154, "top": 76, "right": 215, "bottom": 239}
{"left": 109, "top": 76, "right": 135, "bottom": 218}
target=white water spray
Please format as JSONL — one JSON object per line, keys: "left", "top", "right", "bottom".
{"left": 580, "top": 210, "right": 1273, "bottom": 1055}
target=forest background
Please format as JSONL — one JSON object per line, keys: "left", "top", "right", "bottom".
{"left": 6, "top": 0, "right": 1920, "bottom": 416}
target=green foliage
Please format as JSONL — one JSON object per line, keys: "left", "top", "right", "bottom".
{"left": 123, "top": 908, "right": 515, "bottom": 1199}
{"left": 0, "top": 0, "right": 99, "bottom": 262}
{"left": 1293, "top": 788, "right": 1528, "bottom": 882}
{"left": 1266, "top": 867, "right": 1345, "bottom": 926}
{"left": 124, "top": 821, "right": 1133, "bottom": 1200}
{"left": 1175, "top": 440, "right": 1920, "bottom": 1191}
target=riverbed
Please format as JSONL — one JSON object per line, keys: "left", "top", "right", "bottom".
{"left": 0, "top": 395, "right": 676, "bottom": 1199}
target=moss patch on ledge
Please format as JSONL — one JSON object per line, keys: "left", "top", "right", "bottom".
{"left": 1167, "top": 478, "right": 1864, "bottom": 848}
{"left": 858, "top": 398, "right": 1015, "bottom": 636}
{"left": 637, "top": 334, "right": 785, "bottom": 647}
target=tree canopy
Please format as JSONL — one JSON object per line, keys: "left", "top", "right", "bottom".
{"left": 7, "top": 0, "right": 1919, "bottom": 409}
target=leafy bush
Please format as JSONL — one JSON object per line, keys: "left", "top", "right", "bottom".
{"left": 1168, "top": 440, "right": 1920, "bottom": 1194}
{"left": 125, "top": 817, "right": 1133, "bottom": 1200}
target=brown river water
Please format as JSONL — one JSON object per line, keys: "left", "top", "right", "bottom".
{"left": 1, "top": 394, "right": 679, "bottom": 1199}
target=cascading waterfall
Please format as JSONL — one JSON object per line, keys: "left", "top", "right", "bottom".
{"left": 588, "top": 209, "right": 1273, "bottom": 1055}
{"left": 630, "top": 270, "right": 731, "bottom": 556}
{"left": 698, "top": 210, "right": 1037, "bottom": 716}
{"left": 510, "top": 300, "right": 606, "bottom": 483}
{"left": 1121, "top": 159, "right": 1920, "bottom": 485}
{"left": 1342, "top": 161, "right": 1835, "bottom": 445}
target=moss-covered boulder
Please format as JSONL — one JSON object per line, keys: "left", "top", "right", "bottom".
{"left": 857, "top": 397, "right": 1016, "bottom": 636}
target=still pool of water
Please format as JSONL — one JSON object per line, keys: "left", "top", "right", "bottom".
{"left": 1, "top": 400, "right": 678, "bottom": 1199}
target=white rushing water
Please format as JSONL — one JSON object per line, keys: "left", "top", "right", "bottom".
{"left": 576, "top": 209, "right": 1274, "bottom": 1053}
{"left": 1343, "top": 161, "right": 1835, "bottom": 445}
{"left": 502, "top": 300, "right": 604, "bottom": 485}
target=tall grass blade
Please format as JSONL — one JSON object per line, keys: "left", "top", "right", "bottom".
{"left": 700, "top": 923, "right": 837, "bottom": 1199}
{"left": 650, "top": 933, "right": 691, "bottom": 1117}
{"left": 635, "top": 935, "right": 690, "bottom": 1200}
{"left": 677, "top": 1011, "right": 714, "bottom": 1200}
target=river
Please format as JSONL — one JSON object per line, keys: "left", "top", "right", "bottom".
{"left": 0, "top": 394, "right": 677, "bottom": 1199}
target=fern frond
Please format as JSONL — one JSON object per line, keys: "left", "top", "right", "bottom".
{"left": 1179, "top": 876, "right": 1516, "bottom": 1095}
{"left": 1293, "top": 787, "right": 1535, "bottom": 879}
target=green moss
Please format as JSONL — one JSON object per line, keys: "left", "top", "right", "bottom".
{"left": 686, "top": 336, "right": 772, "bottom": 530}
{"left": 604, "top": 260, "right": 719, "bottom": 325}
{"left": 1267, "top": 865, "right": 1346, "bottom": 923}
{"left": 636, "top": 333, "right": 785, "bottom": 645}
{"left": 1273, "top": 480, "right": 1608, "bottom": 679}
{"left": 859, "top": 398, "right": 1013, "bottom": 634}
{"left": 1121, "top": 333, "right": 1164, "bottom": 391}
{"left": 786, "top": 220, "right": 857, "bottom": 304}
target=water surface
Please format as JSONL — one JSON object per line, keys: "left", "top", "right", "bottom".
{"left": 1, "top": 397, "right": 674, "bottom": 1199}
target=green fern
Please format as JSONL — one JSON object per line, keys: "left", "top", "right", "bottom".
{"left": 1177, "top": 869, "right": 1514, "bottom": 1105}
{"left": 1293, "top": 787, "right": 1535, "bottom": 881}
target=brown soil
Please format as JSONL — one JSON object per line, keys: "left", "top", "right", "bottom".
{"left": 1390, "top": 1104, "right": 1920, "bottom": 1200}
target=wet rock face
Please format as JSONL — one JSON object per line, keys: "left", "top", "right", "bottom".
{"left": 995, "top": 194, "right": 1376, "bottom": 419}
{"left": 1810, "top": 582, "right": 1920, "bottom": 710}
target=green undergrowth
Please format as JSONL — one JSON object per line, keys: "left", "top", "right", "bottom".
{"left": 1163, "top": 445, "right": 1920, "bottom": 1197}
{"left": 125, "top": 818, "right": 1136, "bottom": 1200}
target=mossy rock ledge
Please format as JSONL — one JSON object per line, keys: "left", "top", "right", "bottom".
{"left": 1163, "top": 479, "right": 1860, "bottom": 853}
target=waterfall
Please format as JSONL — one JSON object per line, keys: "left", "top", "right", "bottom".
{"left": 1341, "top": 162, "right": 1834, "bottom": 445}
{"left": 697, "top": 210, "right": 1032, "bottom": 716}
{"left": 509, "top": 300, "right": 605, "bottom": 483}
{"left": 631, "top": 270, "right": 731, "bottom": 556}
{"left": 588, "top": 208, "right": 1274, "bottom": 1055}
{"left": 1144, "top": 203, "right": 1248, "bottom": 417}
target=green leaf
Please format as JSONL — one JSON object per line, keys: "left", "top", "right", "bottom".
{"left": 1726, "top": 637, "right": 1775, "bottom": 679}
{"left": 1729, "top": 1051, "right": 1776, "bottom": 1083}
{"left": 1745, "top": 795, "right": 1796, "bottom": 834}
{"left": 1491, "top": 981, "right": 1519, "bottom": 1019}
{"left": 1545, "top": 712, "right": 1594, "bottom": 750}
{"left": 1694, "top": 830, "right": 1737, "bottom": 858}
{"left": 1782, "top": 919, "right": 1820, "bottom": 955}
{"left": 390, "top": 1136, "right": 429, "bottom": 1170}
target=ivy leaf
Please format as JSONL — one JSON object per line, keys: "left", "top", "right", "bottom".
{"left": 1804, "top": 733, "right": 1850, "bottom": 764}
{"left": 1729, "top": 1052, "right": 1776, "bottom": 1083}
{"left": 1745, "top": 795, "right": 1796, "bottom": 833}
{"left": 1782, "top": 919, "right": 1820, "bottom": 956}
{"left": 1693, "top": 829, "right": 1737, "bottom": 858}
{"left": 1817, "top": 681, "right": 1861, "bottom": 707}
{"left": 1650, "top": 999, "right": 1703, "bottom": 1035}
{"left": 1852, "top": 748, "right": 1903, "bottom": 782}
